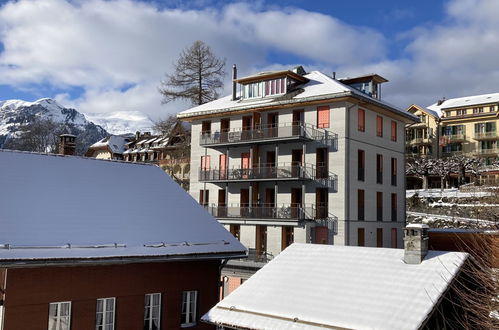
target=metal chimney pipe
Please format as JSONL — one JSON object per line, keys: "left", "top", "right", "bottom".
{"left": 232, "top": 64, "right": 237, "bottom": 101}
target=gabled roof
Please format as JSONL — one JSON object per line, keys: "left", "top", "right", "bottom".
{"left": 0, "top": 150, "right": 246, "bottom": 266}
{"left": 86, "top": 135, "right": 131, "bottom": 155}
{"left": 203, "top": 243, "right": 467, "bottom": 330}
{"left": 178, "top": 71, "right": 418, "bottom": 122}
{"left": 406, "top": 104, "right": 440, "bottom": 119}
{"left": 428, "top": 92, "right": 499, "bottom": 112}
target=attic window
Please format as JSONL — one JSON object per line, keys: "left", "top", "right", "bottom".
{"left": 243, "top": 78, "right": 286, "bottom": 99}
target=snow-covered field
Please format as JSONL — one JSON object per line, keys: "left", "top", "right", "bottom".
{"left": 406, "top": 188, "right": 493, "bottom": 198}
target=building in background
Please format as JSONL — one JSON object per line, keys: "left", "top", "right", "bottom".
{"left": 406, "top": 92, "right": 499, "bottom": 186}
{"left": 85, "top": 135, "right": 132, "bottom": 160}
{"left": 178, "top": 65, "right": 417, "bottom": 293}
{"left": 0, "top": 149, "right": 245, "bottom": 330}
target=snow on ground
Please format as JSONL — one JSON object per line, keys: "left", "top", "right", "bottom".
{"left": 406, "top": 188, "right": 493, "bottom": 198}
{"left": 407, "top": 211, "right": 496, "bottom": 226}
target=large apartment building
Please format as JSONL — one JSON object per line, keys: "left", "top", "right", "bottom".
{"left": 406, "top": 93, "right": 499, "bottom": 186}
{"left": 178, "top": 66, "right": 417, "bottom": 263}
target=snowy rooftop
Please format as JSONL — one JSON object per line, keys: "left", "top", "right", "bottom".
{"left": 88, "top": 135, "right": 130, "bottom": 154}
{"left": 0, "top": 150, "right": 246, "bottom": 266}
{"left": 178, "top": 71, "right": 417, "bottom": 122}
{"left": 407, "top": 104, "right": 439, "bottom": 119}
{"left": 428, "top": 92, "right": 499, "bottom": 114}
{"left": 203, "top": 243, "right": 468, "bottom": 330}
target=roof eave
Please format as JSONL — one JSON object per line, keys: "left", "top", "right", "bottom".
{"left": 0, "top": 250, "right": 248, "bottom": 268}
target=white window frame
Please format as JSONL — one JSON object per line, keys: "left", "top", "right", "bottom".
{"left": 48, "top": 301, "right": 71, "bottom": 330}
{"left": 181, "top": 290, "right": 198, "bottom": 328}
{"left": 96, "top": 297, "right": 115, "bottom": 330}
{"left": 144, "top": 293, "right": 161, "bottom": 330}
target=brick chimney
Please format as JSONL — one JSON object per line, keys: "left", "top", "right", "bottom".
{"left": 403, "top": 224, "right": 429, "bottom": 264}
{"left": 59, "top": 134, "right": 76, "bottom": 156}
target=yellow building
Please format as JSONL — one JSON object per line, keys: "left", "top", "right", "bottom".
{"left": 405, "top": 104, "right": 440, "bottom": 158}
{"left": 406, "top": 92, "right": 499, "bottom": 185}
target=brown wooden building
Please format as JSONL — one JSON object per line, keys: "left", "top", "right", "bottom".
{"left": 0, "top": 149, "right": 246, "bottom": 330}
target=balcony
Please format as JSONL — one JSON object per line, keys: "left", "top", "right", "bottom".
{"left": 208, "top": 203, "right": 315, "bottom": 222}
{"left": 199, "top": 163, "right": 315, "bottom": 183}
{"left": 444, "top": 134, "right": 466, "bottom": 142}
{"left": 442, "top": 150, "right": 464, "bottom": 157}
{"left": 474, "top": 131, "right": 498, "bottom": 140}
{"left": 476, "top": 148, "right": 499, "bottom": 156}
{"left": 199, "top": 122, "right": 329, "bottom": 147}
{"left": 407, "top": 137, "right": 432, "bottom": 145}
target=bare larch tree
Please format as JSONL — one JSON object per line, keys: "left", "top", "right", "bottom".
{"left": 159, "top": 40, "right": 226, "bottom": 106}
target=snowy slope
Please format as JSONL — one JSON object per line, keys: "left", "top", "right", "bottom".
{"left": 0, "top": 98, "right": 107, "bottom": 154}
{"left": 85, "top": 111, "right": 154, "bottom": 135}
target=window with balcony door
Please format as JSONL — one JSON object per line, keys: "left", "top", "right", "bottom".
{"left": 376, "top": 116, "right": 383, "bottom": 137}
{"left": 144, "top": 293, "right": 161, "bottom": 330}
{"left": 391, "top": 121, "right": 397, "bottom": 141}
{"left": 317, "top": 106, "right": 330, "bottom": 128}
{"left": 358, "top": 150, "right": 365, "bottom": 181}
{"left": 358, "top": 109, "right": 365, "bottom": 132}
{"left": 358, "top": 189, "right": 365, "bottom": 221}
{"left": 391, "top": 158, "right": 397, "bottom": 186}
{"left": 181, "top": 291, "right": 198, "bottom": 328}
{"left": 48, "top": 301, "right": 71, "bottom": 330}
{"left": 376, "top": 154, "right": 383, "bottom": 184}
{"left": 376, "top": 192, "right": 383, "bottom": 221}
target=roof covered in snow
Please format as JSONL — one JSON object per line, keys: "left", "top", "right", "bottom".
{"left": 0, "top": 150, "right": 246, "bottom": 266}
{"left": 203, "top": 243, "right": 468, "bottom": 330}
{"left": 178, "top": 71, "right": 418, "bottom": 122}
{"left": 407, "top": 104, "right": 439, "bottom": 119}
{"left": 428, "top": 92, "right": 499, "bottom": 114}
{"left": 87, "top": 135, "right": 130, "bottom": 154}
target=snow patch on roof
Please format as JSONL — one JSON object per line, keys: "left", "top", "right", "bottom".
{"left": 89, "top": 135, "right": 130, "bottom": 154}
{"left": 428, "top": 92, "right": 499, "bottom": 114}
{"left": 203, "top": 243, "right": 467, "bottom": 330}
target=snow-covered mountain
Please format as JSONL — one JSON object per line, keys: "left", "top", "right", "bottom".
{"left": 0, "top": 98, "right": 108, "bottom": 155}
{"left": 85, "top": 110, "right": 154, "bottom": 135}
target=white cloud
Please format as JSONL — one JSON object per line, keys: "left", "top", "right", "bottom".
{"left": 1, "top": 0, "right": 499, "bottom": 120}
{"left": 0, "top": 0, "right": 385, "bottom": 119}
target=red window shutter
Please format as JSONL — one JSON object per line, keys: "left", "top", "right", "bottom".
{"left": 358, "top": 109, "right": 365, "bottom": 131}
{"left": 317, "top": 106, "right": 330, "bottom": 128}
{"left": 219, "top": 154, "right": 227, "bottom": 172}
{"left": 201, "top": 155, "right": 211, "bottom": 170}
{"left": 391, "top": 121, "right": 397, "bottom": 141}
{"left": 376, "top": 116, "right": 383, "bottom": 136}
{"left": 241, "top": 153, "right": 250, "bottom": 169}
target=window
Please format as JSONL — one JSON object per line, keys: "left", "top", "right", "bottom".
{"left": 473, "top": 107, "right": 484, "bottom": 114}
{"left": 199, "top": 190, "right": 209, "bottom": 207}
{"left": 376, "top": 116, "right": 383, "bottom": 137}
{"left": 376, "top": 154, "right": 383, "bottom": 184}
{"left": 144, "top": 293, "right": 161, "bottom": 330}
{"left": 200, "top": 155, "right": 211, "bottom": 170}
{"left": 391, "top": 121, "right": 397, "bottom": 141}
{"left": 391, "top": 193, "right": 397, "bottom": 222}
{"left": 48, "top": 301, "right": 71, "bottom": 330}
{"left": 376, "top": 192, "right": 383, "bottom": 221}
{"left": 358, "top": 150, "right": 365, "bottom": 181}
{"left": 201, "top": 121, "right": 211, "bottom": 135}
{"left": 358, "top": 189, "right": 365, "bottom": 221}
{"left": 490, "top": 105, "right": 496, "bottom": 112}
{"left": 358, "top": 109, "right": 365, "bottom": 131}
{"left": 181, "top": 290, "right": 198, "bottom": 327}
{"left": 391, "top": 158, "right": 397, "bottom": 186}
{"left": 357, "top": 228, "right": 365, "bottom": 247}
{"left": 391, "top": 228, "right": 398, "bottom": 248}
{"left": 96, "top": 297, "right": 115, "bottom": 330}
{"left": 376, "top": 228, "right": 383, "bottom": 248}
{"left": 317, "top": 106, "right": 330, "bottom": 128}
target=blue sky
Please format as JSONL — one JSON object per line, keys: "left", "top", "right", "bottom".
{"left": 0, "top": 0, "right": 498, "bottom": 123}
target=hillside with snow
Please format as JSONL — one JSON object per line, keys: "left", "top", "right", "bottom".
{"left": 85, "top": 110, "right": 154, "bottom": 135}
{"left": 0, "top": 98, "right": 107, "bottom": 155}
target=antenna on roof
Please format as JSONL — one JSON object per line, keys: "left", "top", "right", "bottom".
{"left": 232, "top": 64, "right": 237, "bottom": 101}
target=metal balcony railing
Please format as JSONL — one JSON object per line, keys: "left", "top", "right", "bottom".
{"left": 208, "top": 203, "right": 315, "bottom": 220}
{"left": 200, "top": 122, "right": 328, "bottom": 146}
{"left": 476, "top": 148, "right": 499, "bottom": 155}
{"left": 199, "top": 163, "right": 315, "bottom": 182}
{"left": 444, "top": 134, "right": 466, "bottom": 142}
{"left": 474, "top": 131, "right": 498, "bottom": 140}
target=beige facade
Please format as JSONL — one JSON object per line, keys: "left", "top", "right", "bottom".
{"left": 405, "top": 104, "right": 440, "bottom": 158}
{"left": 180, "top": 68, "right": 416, "bottom": 264}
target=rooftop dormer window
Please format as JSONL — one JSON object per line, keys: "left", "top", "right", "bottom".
{"left": 242, "top": 78, "right": 287, "bottom": 99}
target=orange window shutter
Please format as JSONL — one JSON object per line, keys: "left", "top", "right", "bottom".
{"left": 358, "top": 109, "right": 365, "bottom": 131}
{"left": 219, "top": 154, "right": 226, "bottom": 171}
{"left": 241, "top": 153, "right": 250, "bottom": 169}
{"left": 391, "top": 121, "right": 397, "bottom": 141}
{"left": 377, "top": 116, "right": 383, "bottom": 136}
{"left": 317, "top": 106, "right": 330, "bottom": 128}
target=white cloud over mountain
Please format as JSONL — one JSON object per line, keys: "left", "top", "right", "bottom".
{"left": 0, "top": 0, "right": 499, "bottom": 119}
